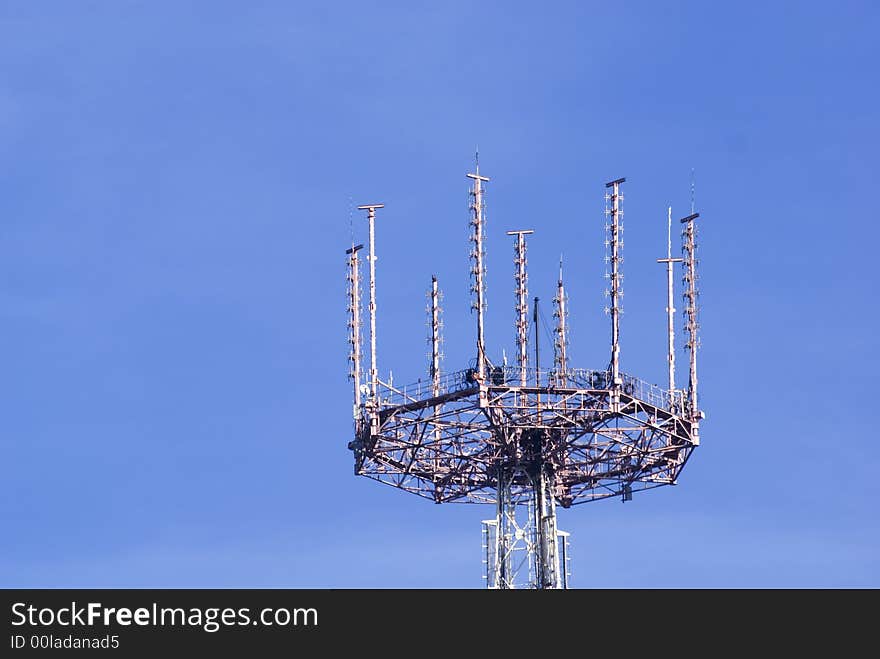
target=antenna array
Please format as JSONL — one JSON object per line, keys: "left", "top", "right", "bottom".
{"left": 604, "top": 178, "right": 625, "bottom": 386}
{"left": 346, "top": 160, "right": 705, "bottom": 588}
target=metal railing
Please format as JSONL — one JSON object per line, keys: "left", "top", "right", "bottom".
{"left": 375, "top": 368, "right": 477, "bottom": 408}
{"left": 372, "top": 366, "right": 687, "bottom": 413}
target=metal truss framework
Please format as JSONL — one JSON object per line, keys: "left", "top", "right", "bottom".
{"left": 350, "top": 368, "right": 698, "bottom": 506}
{"left": 346, "top": 167, "right": 704, "bottom": 589}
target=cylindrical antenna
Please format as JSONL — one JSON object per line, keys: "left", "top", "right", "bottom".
{"left": 657, "top": 207, "right": 683, "bottom": 396}
{"left": 533, "top": 296, "right": 540, "bottom": 387}
{"left": 346, "top": 243, "right": 364, "bottom": 414}
{"left": 533, "top": 295, "right": 544, "bottom": 423}
{"left": 358, "top": 203, "right": 384, "bottom": 400}
{"left": 553, "top": 256, "right": 569, "bottom": 387}
{"left": 605, "top": 177, "right": 626, "bottom": 385}
{"left": 429, "top": 275, "right": 442, "bottom": 397}
{"left": 680, "top": 211, "right": 701, "bottom": 417}
{"left": 467, "top": 160, "right": 490, "bottom": 382}
{"left": 553, "top": 259, "right": 570, "bottom": 499}
{"left": 507, "top": 230, "right": 534, "bottom": 387}
{"left": 429, "top": 275, "right": 443, "bottom": 494}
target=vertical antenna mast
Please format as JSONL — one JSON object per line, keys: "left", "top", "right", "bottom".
{"left": 429, "top": 275, "right": 442, "bottom": 396}
{"left": 533, "top": 297, "right": 540, "bottom": 386}
{"left": 429, "top": 275, "right": 443, "bottom": 500}
{"left": 554, "top": 257, "right": 569, "bottom": 387}
{"left": 680, "top": 211, "right": 701, "bottom": 417}
{"left": 533, "top": 296, "right": 542, "bottom": 419}
{"left": 358, "top": 203, "right": 384, "bottom": 400}
{"left": 554, "top": 258, "right": 571, "bottom": 509}
{"left": 657, "top": 207, "right": 683, "bottom": 396}
{"left": 605, "top": 178, "right": 626, "bottom": 385}
{"left": 507, "top": 230, "right": 534, "bottom": 387}
{"left": 346, "top": 243, "right": 364, "bottom": 414}
{"left": 467, "top": 158, "right": 490, "bottom": 382}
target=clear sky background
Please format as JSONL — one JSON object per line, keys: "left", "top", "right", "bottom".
{"left": 1, "top": 1, "right": 877, "bottom": 587}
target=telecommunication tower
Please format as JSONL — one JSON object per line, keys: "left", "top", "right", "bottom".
{"left": 346, "top": 161, "right": 705, "bottom": 588}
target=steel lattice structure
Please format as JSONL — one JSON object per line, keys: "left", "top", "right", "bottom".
{"left": 346, "top": 163, "right": 705, "bottom": 589}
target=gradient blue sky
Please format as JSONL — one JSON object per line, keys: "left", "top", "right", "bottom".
{"left": 1, "top": 1, "right": 877, "bottom": 587}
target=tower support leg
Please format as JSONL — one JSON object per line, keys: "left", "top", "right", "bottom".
{"left": 534, "top": 468, "right": 561, "bottom": 589}
{"left": 482, "top": 466, "right": 568, "bottom": 589}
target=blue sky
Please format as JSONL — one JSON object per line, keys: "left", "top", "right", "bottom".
{"left": 1, "top": 1, "right": 877, "bottom": 587}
